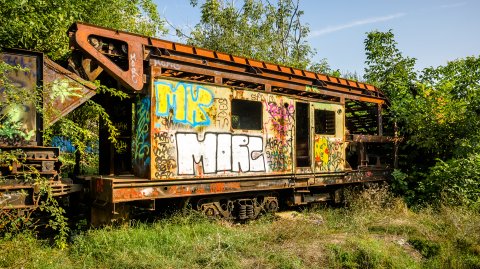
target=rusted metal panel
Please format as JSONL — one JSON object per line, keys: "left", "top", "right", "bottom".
{"left": 91, "top": 168, "right": 389, "bottom": 204}
{"left": 196, "top": 48, "right": 215, "bottom": 58}
{"left": 43, "top": 58, "right": 96, "bottom": 127}
{"left": 0, "top": 190, "right": 29, "bottom": 208}
{"left": 215, "top": 52, "right": 231, "bottom": 61}
{"left": 304, "top": 71, "right": 316, "bottom": 79}
{"left": 0, "top": 146, "right": 60, "bottom": 177}
{"left": 91, "top": 176, "right": 114, "bottom": 205}
{"left": 69, "top": 23, "right": 145, "bottom": 91}
{"left": 110, "top": 178, "right": 289, "bottom": 203}
{"left": 348, "top": 134, "right": 399, "bottom": 143}
{"left": 0, "top": 50, "right": 41, "bottom": 146}
{"left": 0, "top": 146, "right": 83, "bottom": 209}
{"left": 232, "top": 56, "right": 247, "bottom": 65}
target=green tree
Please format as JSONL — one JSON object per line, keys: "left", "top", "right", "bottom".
{"left": 364, "top": 30, "right": 480, "bottom": 208}
{"left": 0, "top": 0, "right": 167, "bottom": 60}
{"left": 416, "top": 57, "right": 480, "bottom": 208}
{"left": 186, "top": 0, "right": 314, "bottom": 69}
{"left": 364, "top": 30, "right": 417, "bottom": 101}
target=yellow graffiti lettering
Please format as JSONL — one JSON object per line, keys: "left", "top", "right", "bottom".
{"left": 154, "top": 81, "right": 214, "bottom": 127}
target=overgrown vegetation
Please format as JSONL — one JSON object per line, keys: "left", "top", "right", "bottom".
{"left": 0, "top": 0, "right": 166, "bottom": 247}
{"left": 364, "top": 30, "right": 480, "bottom": 209}
{"left": 0, "top": 186, "right": 478, "bottom": 268}
{"left": 0, "top": 0, "right": 165, "bottom": 175}
{"left": 0, "top": 59, "right": 72, "bottom": 248}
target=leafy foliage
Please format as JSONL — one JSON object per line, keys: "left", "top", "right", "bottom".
{"left": 419, "top": 56, "right": 480, "bottom": 158}
{"left": 364, "top": 30, "right": 480, "bottom": 208}
{"left": 187, "top": 0, "right": 314, "bottom": 69}
{"left": 0, "top": 0, "right": 167, "bottom": 60}
{"left": 423, "top": 155, "right": 480, "bottom": 209}
{"left": 364, "top": 30, "right": 417, "bottom": 101}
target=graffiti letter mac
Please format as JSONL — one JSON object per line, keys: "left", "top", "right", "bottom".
{"left": 154, "top": 81, "right": 214, "bottom": 127}
{"left": 176, "top": 133, "right": 265, "bottom": 175}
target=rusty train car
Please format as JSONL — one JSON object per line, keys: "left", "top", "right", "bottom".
{"left": 0, "top": 48, "right": 95, "bottom": 211}
{"left": 1, "top": 23, "right": 397, "bottom": 225}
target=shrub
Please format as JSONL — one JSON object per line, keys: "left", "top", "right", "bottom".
{"left": 422, "top": 154, "right": 480, "bottom": 209}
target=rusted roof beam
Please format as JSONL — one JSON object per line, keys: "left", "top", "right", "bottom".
{"left": 68, "top": 22, "right": 385, "bottom": 103}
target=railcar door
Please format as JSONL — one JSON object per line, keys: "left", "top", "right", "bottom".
{"left": 295, "top": 102, "right": 311, "bottom": 172}
{"left": 311, "top": 103, "right": 345, "bottom": 173}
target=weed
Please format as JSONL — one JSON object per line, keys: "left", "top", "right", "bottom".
{"left": 0, "top": 193, "right": 479, "bottom": 268}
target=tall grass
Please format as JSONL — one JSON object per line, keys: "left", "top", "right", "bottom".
{"left": 0, "top": 186, "right": 479, "bottom": 268}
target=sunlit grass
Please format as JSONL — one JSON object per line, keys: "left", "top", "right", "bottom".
{"left": 0, "top": 187, "right": 479, "bottom": 269}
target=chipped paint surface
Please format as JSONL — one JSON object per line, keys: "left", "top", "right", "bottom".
{"left": 43, "top": 58, "right": 96, "bottom": 127}
{"left": 0, "top": 53, "right": 38, "bottom": 145}
{"left": 143, "top": 79, "right": 298, "bottom": 180}
{"left": 314, "top": 136, "right": 344, "bottom": 172}
{"left": 312, "top": 102, "right": 345, "bottom": 172}
{"left": 132, "top": 78, "right": 347, "bottom": 180}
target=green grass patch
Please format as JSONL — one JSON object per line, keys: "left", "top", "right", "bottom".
{"left": 0, "top": 192, "right": 479, "bottom": 268}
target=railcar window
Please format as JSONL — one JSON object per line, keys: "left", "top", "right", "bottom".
{"left": 315, "top": 110, "right": 336, "bottom": 135}
{"left": 231, "top": 99, "right": 262, "bottom": 130}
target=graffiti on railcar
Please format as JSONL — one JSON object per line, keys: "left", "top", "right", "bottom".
{"left": 152, "top": 130, "right": 176, "bottom": 179}
{"left": 154, "top": 81, "right": 214, "bottom": 128}
{"left": 133, "top": 96, "right": 151, "bottom": 177}
{"left": 314, "top": 136, "right": 344, "bottom": 172}
{"left": 150, "top": 79, "right": 299, "bottom": 179}
{"left": 265, "top": 137, "right": 291, "bottom": 171}
{"left": 263, "top": 96, "right": 294, "bottom": 172}
{"left": 0, "top": 53, "right": 38, "bottom": 145}
{"left": 176, "top": 132, "right": 265, "bottom": 175}
{"left": 265, "top": 101, "right": 294, "bottom": 137}
{"left": 209, "top": 98, "right": 230, "bottom": 129}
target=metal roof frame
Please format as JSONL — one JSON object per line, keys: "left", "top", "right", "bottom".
{"left": 68, "top": 22, "right": 386, "bottom": 105}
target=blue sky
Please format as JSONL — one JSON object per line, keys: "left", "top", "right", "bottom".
{"left": 154, "top": 0, "right": 479, "bottom": 75}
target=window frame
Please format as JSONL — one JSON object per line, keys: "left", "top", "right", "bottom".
{"left": 231, "top": 99, "right": 263, "bottom": 131}
{"left": 314, "top": 109, "right": 336, "bottom": 135}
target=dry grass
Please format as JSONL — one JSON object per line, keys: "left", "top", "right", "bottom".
{"left": 0, "top": 185, "right": 479, "bottom": 268}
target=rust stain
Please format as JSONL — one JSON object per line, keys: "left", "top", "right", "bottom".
{"left": 95, "top": 178, "right": 104, "bottom": 193}
{"left": 210, "top": 182, "right": 224, "bottom": 193}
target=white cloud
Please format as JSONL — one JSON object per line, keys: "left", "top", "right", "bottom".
{"left": 309, "top": 13, "right": 406, "bottom": 38}
{"left": 439, "top": 2, "right": 467, "bottom": 8}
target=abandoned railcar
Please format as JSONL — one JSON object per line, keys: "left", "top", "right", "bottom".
{"left": 65, "top": 23, "right": 397, "bottom": 224}
{"left": 1, "top": 22, "right": 396, "bottom": 224}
